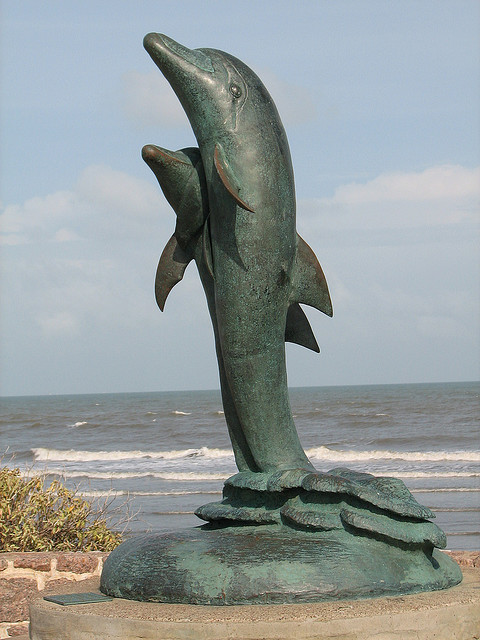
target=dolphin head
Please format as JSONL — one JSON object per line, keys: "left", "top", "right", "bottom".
{"left": 143, "top": 33, "right": 276, "bottom": 145}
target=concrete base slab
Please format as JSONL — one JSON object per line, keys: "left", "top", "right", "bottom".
{"left": 29, "top": 569, "right": 480, "bottom": 640}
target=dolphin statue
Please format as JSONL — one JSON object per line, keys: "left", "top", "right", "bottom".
{"left": 142, "top": 33, "right": 333, "bottom": 475}
{"left": 143, "top": 33, "right": 333, "bottom": 472}
{"left": 99, "top": 38, "right": 453, "bottom": 605}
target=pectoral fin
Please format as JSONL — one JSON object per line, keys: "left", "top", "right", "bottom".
{"left": 202, "top": 216, "right": 215, "bottom": 279}
{"left": 285, "top": 303, "right": 320, "bottom": 352}
{"left": 155, "top": 234, "right": 192, "bottom": 311}
{"left": 291, "top": 235, "right": 333, "bottom": 317}
{"left": 142, "top": 144, "right": 208, "bottom": 249}
{"left": 214, "top": 143, "right": 254, "bottom": 213}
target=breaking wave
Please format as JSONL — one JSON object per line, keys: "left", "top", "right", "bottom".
{"left": 79, "top": 489, "right": 222, "bottom": 498}
{"left": 306, "top": 446, "right": 480, "bottom": 463}
{"left": 32, "top": 446, "right": 480, "bottom": 464}
{"left": 25, "top": 468, "right": 480, "bottom": 482}
{"left": 52, "top": 471, "right": 230, "bottom": 481}
{"left": 31, "top": 447, "right": 233, "bottom": 462}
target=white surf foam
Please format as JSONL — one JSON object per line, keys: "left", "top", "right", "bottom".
{"left": 153, "top": 511, "right": 194, "bottom": 515}
{"left": 56, "top": 471, "right": 230, "bottom": 481}
{"left": 411, "top": 487, "right": 480, "bottom": 493}
{"left": 446, "top": 531, "right": 480, "bottom": 536}
{"left": 79, "top": 489, "right": 222, "bottom": 498}
{"left": 32, "top": 445, "right": 480, "bottom": 464}
{"left": 31, "top": 447, "right": 233, "bottom": 462}
{"left": 32, "top": 468, "right": 480, "bottom": 482}
{"left": 431, "top": 507, "right": 480, "bottom": 512}
{"left": 389, "top": 471, "right": 480, "bottom": 478}
{"left": 306, "top": 446, "right": 480, "bottom": 463}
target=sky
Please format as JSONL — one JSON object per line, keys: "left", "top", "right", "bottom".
{"left": 1, "top": 1, "right": 479, "bottom": 396}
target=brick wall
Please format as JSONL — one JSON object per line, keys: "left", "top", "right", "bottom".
{"left": 0, "top": 552, "right": 109, "bottom": 639}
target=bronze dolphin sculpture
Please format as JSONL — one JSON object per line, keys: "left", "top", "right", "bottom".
{"left": 140, "top": 36, "right": 445, "bottom": 545}
{"left": 142, "top": 33, "right": 332, "bottom": 474}
{"left": 98, "top": 37, "right": 458, "bottom": 605}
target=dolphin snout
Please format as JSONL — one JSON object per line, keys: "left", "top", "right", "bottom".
{"left": 143, "top": 32, "right": 168, "bottom": 54}
{"left": 143, "top": 32, "right": 157, "bottom": 51}
{"left": 143, "top": 32, "right": 213, "bottom": 73}
{"left": 142, "top": 144, "right": 157, "bottom": 162}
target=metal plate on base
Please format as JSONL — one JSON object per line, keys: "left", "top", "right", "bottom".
{"left": 44, "top": 592, "right": 113, "bottom": 606}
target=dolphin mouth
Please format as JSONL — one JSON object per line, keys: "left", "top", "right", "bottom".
{"left": 143, "top": 33, "right": 214, "bottom": 73}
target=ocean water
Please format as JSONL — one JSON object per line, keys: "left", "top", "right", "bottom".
{"left": 1, "top": 382, "right": 478, "bottom": 550}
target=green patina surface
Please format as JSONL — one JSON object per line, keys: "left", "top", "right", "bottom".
{"left": 100, "top": 33, "right": 461, "bottom": 604}
{"left": 101, "top": 525, "right": 462, "bottom": 605}
{"left": 142, "top": 32, "right": 332, "bottom": 474}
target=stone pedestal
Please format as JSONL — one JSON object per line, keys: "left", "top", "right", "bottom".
{"left": 29, "top": 567, "right": 480, "bottom": 640}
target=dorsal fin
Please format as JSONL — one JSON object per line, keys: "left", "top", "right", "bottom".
{"left": 290, "top": 235, "right": 333, "bottom": 317}
{"left": 142, "top": 144, "right": 208, "bottom": 249}
{"left": 214, "top": 143, "right": 255, "bottom": 212}
{"left": 155, "top": 234, "right": 192, "bottom": 311}
{"left": 285, "top": 303, "right": 320, "bottom": 352}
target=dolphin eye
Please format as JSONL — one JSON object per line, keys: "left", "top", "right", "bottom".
{"left": 230, "top": 83, "right": 242, "bottom": 98}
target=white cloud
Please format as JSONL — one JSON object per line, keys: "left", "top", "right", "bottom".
{"left": 328, "top": 165, "right": 480, "bottom": 205}
{"left": 2, "top": 162, "right": 478, "bottom": 389}
{"left": 121, "top": 70, "right": 189, "bottom": 128}
{"left": 0, "top": 163, "right": 177, "bottom": 345}
{"left": 54, "top": 228, "right": 80, "bottom": 243}
{"left": 416, "top": 314, "right": 458, "bottom": 338}
{"left": 295, "top": 165, "right": 479, "bottom": 381}
{"left": 1, "top": 233, "right": 28, "bottom": 246}
{"left": 0, "top": 164, "right": 169, "bottom": 246}
{"left": 0, "top": 191, "right": 78, "bottom": 244}
{"left": 76, "top": 165, "right": 162, "bottom": 218}
{"left": 37, "top": 311, "right": 80, "bottom": 337}
{"left": 299, "top": 164, "right": 480, "bottom": 235}
{"left": 255, "top": 69, "right": 317, "bottom": 126}
{"left": 19, "top": 253, "right": 157, "bottom": 339}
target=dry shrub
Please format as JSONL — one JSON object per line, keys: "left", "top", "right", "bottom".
{"left": 0, "top": 466, "right": 122, "bottom": 552}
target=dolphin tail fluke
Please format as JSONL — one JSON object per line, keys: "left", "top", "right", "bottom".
{"left": 285, "top": 303, "right": 320, "bottom": 352}
{"left": 291, "top": 234, "right": 333, "bottom": 318}
{"left": 155, "top": 234, "right": 192, "bottom": 311}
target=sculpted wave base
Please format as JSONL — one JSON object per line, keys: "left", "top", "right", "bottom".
{"left": 100, "top": 524, "right": 462, "bottom": 605}
{"left": 101, "top": 466, "right": 462, "bottom": 605}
